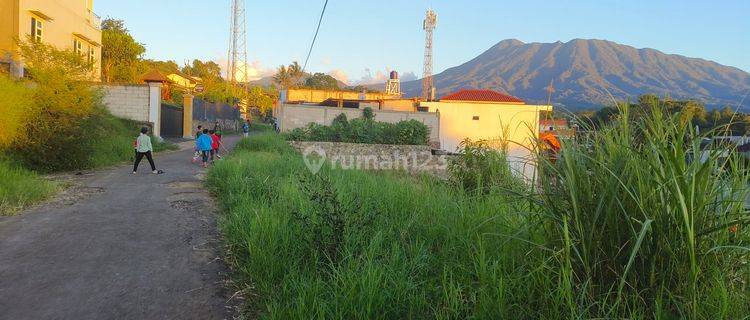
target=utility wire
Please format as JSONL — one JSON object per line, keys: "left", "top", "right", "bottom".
{"left": 302, "top": 0, "right": 329, "bottom": 74}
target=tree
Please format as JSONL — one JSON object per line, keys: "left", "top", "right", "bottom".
{"left": 288, "top": 61, "right": 304, "bottom": 86}
{"left": 273, "top": 61, "right": 304, "bottom": 89}
{"left": 304, "top": 73, "right": 339, "bottom": 90}
{"left": 101, "top": 19, "right": 145, "bottom": 82}
{"left": 181, "top": 59, "right": 222, "bottom": 80}
{"left": 246, "top": 86, "right": 274, "bottom": 117}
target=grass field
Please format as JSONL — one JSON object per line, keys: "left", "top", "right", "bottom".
{"left": 0, "top": 161, "right": 58, "bottom": 215}
{"left": 208, "top": 106, "right": 750, "bottom": 319}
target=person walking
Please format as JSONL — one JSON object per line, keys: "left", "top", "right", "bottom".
{"left": 208, "top": 130, "right": 221, "bottom": 161}
{"left": 133, "top": 127, "right": 160, "bottom": 174}
{"left": 242, "top": 120, "right": 250, "bottom": 138}
{"left": 196, "top": 128, "right": 213, "bottom": 168}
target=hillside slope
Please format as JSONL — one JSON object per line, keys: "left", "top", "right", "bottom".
{"left": 398, "top": 39, "right": 750, "bottom": 109}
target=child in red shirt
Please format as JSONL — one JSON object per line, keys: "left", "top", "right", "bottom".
{"left": 209, "top": 130, "right": 221, "bottom": 162}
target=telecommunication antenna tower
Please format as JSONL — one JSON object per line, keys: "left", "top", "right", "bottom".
{"left": 422, "top": 9, "right": 437, "bottom": 101}
{"left": 227, "top": 0, "right": 248, "bottom": 84}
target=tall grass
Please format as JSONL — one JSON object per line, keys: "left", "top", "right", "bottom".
{"left": 209, "top": 104, "right": 750, "bottom": 319}
{"left": 209, "top": 134, "right": 557, "bottom": 319}
{"left": 536, "top": 104, "right": 750, "bottom": 318}
{"left": 0, "top": 161, "right": 57, "bottom": 215}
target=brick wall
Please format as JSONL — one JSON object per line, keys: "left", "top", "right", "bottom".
{"left": 99, "top": 84, "right": 151, "bottom": 123}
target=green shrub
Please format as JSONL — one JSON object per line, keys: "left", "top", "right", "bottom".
{"left": 284, "top": 111, "right": 430, "bottom": 146}
{"left": 0, "top": 161, "right": 57, "bottom": 215}
{"left": 2, "top": 41, "right": 176, "bottom": 172}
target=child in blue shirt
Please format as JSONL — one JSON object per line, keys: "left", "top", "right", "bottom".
{"left": 196, "top": 128, "right": 214, "bottom": 168}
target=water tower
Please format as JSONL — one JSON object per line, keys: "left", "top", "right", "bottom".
{"left": 385, "top": 70, "right": 401, "bottom": 96}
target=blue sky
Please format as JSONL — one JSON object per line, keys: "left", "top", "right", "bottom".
{"left": 96, "top": 0, "right": 750, "bottom": 84}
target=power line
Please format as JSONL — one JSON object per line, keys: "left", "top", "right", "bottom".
{"left": 302, "top": 0, "right": 329, "bottom": 74}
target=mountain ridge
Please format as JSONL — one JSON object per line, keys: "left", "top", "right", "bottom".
{"left": 395, "top": 39, "right": 750, "bottom": 110}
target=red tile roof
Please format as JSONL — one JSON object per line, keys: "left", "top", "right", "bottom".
{"left": 440, "top": 89, "right": 525, "bottom": 104}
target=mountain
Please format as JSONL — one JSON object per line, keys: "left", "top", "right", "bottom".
{"left": 398, "top": 39, "right": 750, "bottom": 110}
{"left": 249, "top": 75, "right": 348, "bottom": 88}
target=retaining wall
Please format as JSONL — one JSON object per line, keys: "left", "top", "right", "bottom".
{"left": 288, "top": 141, "right": 448, "bottom": 177}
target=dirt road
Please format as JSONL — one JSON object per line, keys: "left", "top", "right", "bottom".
{"left": 0, "top": 137, "right": 240, "bottom": 320}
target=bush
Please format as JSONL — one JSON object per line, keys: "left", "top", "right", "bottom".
{"left": 0, "top": 76, "right": 34, "bottom": 149}
{"left": 449, "top": 139, "right": 524, "bottom": 194}
{"left": 284, "top": 110, "right": 430, "bottom": 146}
{"left": 1, "top": 41, "right": 176, "bottom": 172}
{"left": 0, "top": 161, "right": 57, "bottom": 215}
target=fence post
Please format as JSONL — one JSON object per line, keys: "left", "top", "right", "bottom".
{"left": 183, "top": 94, "right": 194, "bottom": 139}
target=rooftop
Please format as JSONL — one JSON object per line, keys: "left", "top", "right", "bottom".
{"left": 440, "top": 89, "right": 525, "bottom": 104}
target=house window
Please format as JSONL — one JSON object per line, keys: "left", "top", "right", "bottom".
{"left": 472, "top": 116, "right": 480, "bottom": 120}
{"left": 88, "top": 46, "right": 95, "bottom": 63}
{"left": 73, "top": 38, "right": 83, "bottom": 55}
{"left": 31, "top": 17, "right": 43, "bottom": 42}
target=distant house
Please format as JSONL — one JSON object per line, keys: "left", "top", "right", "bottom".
{"left": 1, "top": 0, "right": 103, "bottom": 80}
{"left": 540, "top": 119, "right": 575, "bottom": 138}
{"left": 166, "top": 71, "right": 200, "bottom": 90}
{"left": 421, "top": 89, "right": 552, "bottom": 178}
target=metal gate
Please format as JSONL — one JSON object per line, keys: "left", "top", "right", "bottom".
{"left": 160, "top": 104, "right": 184, "bottom": 137}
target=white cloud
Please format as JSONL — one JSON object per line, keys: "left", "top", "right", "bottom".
{"left": 348, "top": 68, "right": 418, "bottom": 85}
{"left": 401, "top": 71, "right": 418, "bottom": 82}
{"left": 352, "top": 68, "right": 389, "bottom": 85}
{"left": 327, "top": 69, "right": 349, "bottom": 85}
{"left": 217, "top": 59, "right": 274, "bottom": 82}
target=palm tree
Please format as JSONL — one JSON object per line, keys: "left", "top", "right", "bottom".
{"left": 288, "top": 61, "right": 303, "bottom": 87}
{"left": 273, "top": 65, "right": 291, "bottom": 89}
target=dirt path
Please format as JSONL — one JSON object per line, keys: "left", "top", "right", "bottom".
{"left": 0, "top": 137, "right": 241, "bottom": 320}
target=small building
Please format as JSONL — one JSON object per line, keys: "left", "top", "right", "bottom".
{"left": 280, "top": 88, "right": 401, "bottom": 104}
{"left": 0, "top": 0, "right": 103, "bottom": 80}
{"left": 540, "top": 119, "right": 575, "bottom": 138}
{"left": 421, "top": 89, "right": 552, "bottom": 177}
{"left": 166, "top": 71, "right": 200, "bottom": 90}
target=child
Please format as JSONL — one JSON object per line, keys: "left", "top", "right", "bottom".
{"left": 133, "top": 127, "right": 159, "bottom": 174}
{"left": 242, "top": 120, "right": 250, "bottom": 138}
{"left": 209, "top": 130, "right": 220, "bottom": 162}
{"left": 192, "top": 125, "right": 204, "bottom": 163}
{"left": 196, "top": 128, "right": 213, "bottom": 168}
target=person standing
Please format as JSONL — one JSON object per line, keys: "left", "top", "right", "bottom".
{"left": 133, "top": 127, "right": 159, "bottom": 174}
{"left": 196, "top": 128, "right": 213, "bottom": 168}
{"left": 242, "top": 120, "right": 250, "bottom": 138}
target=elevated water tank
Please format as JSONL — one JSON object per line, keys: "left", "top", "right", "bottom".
{"left": 390, "top": 70, "right": 399, "bottom": 80}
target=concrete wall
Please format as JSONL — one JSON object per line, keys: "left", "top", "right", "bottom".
{"left": 283, "top": 88, "right": 401, "bottom": 103}
{"left": 1, "top": 0, "right": 102, "bottom": 80}
{"left": 277, "top": 104, "right": 440, "bottom": 144}
{"left": 100, "top": 83, "right": 164, "bottom": 137}
{"left": 100, "top": 84, "right": 150, "bottom": 122}
{"left": 422, "top": 101, "right": 552, "bottom": 179}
